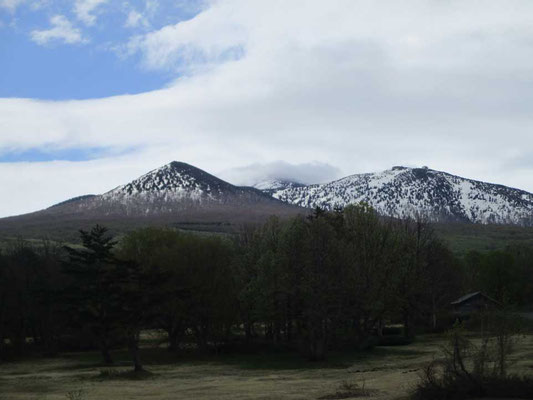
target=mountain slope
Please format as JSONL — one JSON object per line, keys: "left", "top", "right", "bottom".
{"left": 0, "top": 162, "right": 303, "bottom": 239}
{"left": 263, "top": 166, "right": 533, "bottom": 225}
{"left": 253, "top": 179, "right": 305, "bottom": 195}
{"left": 80, "top": 161, "right": 288, "bottom": 216}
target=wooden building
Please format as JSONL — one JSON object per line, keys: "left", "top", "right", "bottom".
{"left": 451, "top": 292, "right": 501, "bottom": 319}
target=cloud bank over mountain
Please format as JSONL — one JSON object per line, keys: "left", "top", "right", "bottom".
{"left": 220, "top": 161, "right": 342, "bottom": 187}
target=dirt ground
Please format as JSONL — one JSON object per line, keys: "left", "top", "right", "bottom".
{"left": 1, "top": 335, "right": 533, "bottom": 400}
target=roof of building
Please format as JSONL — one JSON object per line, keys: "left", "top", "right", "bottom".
{"left": 450, "top": 291, "right": 500, "bottom": 306}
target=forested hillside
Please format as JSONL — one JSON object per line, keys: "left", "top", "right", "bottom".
{"left": 2, "top": 205, "right": 532, "bottom": 366}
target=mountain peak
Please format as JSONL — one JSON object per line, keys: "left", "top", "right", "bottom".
{"left": 392, "top": 165, "right": 432, "bottom": 172}
{"left": 267, "top": 167, "right": 533, "bottom": 225}
{"left": 391, "top": 165, "right": 410, "bottom": 171}
{"left": 105, "top": 161, "right": 234, "bottom": 199}
{"left": 166, "top": 161, "right": 200, "bottom": 172}
{"left": 52, "top": 161, "right": 297, "bottom": 219}
{"left": 0, "top": 161, "right": 303, "bottom": 238}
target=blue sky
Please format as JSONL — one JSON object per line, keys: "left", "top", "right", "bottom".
{"left": 0, "top": 0, "right": 205, "bottom": 163}
{"left": 2, "top": 1, "right": 533, "bottom": 218}
{"left": 0, "top": 1, "right": 202, "bottom": 101}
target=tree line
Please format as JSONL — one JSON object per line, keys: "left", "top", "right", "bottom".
{"left": 0, "top": 204, "right": 531, "bottom": 369}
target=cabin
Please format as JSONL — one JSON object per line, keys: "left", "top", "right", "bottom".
{"left": 451, "top": 291, "right": 501, "bottom": 320}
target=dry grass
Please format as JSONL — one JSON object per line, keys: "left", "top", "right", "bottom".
{"left": 1, "top": 335, "right": 533, "bottom": 400}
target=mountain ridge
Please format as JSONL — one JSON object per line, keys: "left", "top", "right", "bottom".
{"left": 2, "top": 162, "right": 533, "bottom": 241}
{"left": 260, "top": 166, "right": 533, "bottom": 225}
{"left": 0, "top": 161, "right": 303, "bottom": 239}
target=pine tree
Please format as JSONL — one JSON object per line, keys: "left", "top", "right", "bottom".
{"left": 63, "top": 225, "right": 120, "bottom": 365}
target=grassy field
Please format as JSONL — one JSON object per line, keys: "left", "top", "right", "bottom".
{"left": 433, "top": 222, "right": 533, "bottom": 254}
{"left": 3, "top": 220, "right": 533, "bottom": 256}
{"left": 2, "top": 335, "right": 533, "bottom": 400}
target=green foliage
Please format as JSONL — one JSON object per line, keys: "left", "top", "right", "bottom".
{"left": 0, "top": 239, "right": 64, "bottom": 357}
{"left": 434, "top": 222, "right": 533, "bottom": 254}
{"left": 118, "top": 227, "right": 237, "bottom": 353}
{"left": 62, "top": 225, "right": 122, "bottom": 365}
{"left": 462, "top": 246, "right": 533, "bottom": 306}
{"left": 1, "top": 206, "right": 499, "bottom": 367}
{"left": 413, "top": 313, "right": 528, "bottom": 400}
{"left": 235, "top": 204, "right": 461, "bottom": 360}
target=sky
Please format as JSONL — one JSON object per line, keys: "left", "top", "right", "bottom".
{"left": 1, "top": 0, "right": 533, "bottom": 218}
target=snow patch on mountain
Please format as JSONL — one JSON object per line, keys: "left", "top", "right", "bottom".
{"left": 265, "top": 166, "right": 533, "bottom": 225}
{"left": 54, "top": 161, "right": 292, "bottom": 218}
{"left": 253, "top": 179, "right": 305, "bottom": 194}
{"left": 103, "top": 161, "right": 236, "bottom": 204}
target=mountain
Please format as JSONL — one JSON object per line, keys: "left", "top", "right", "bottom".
{"left": 95, "top": 161, "right": 284, "bottom": 215}
{"left": 261, "top": 166, "right": 533, "bottom": 225}
{"left": 253, "top": 179, "right": 305, "bottom": 195}
{"left": 3, "top": 162, "right": 533, "bottom": 241}
{"left": 0, "top": 162, "right": 303, "bottom": 239}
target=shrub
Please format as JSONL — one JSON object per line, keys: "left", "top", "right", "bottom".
{"left": 65, "top": 390, "right": 86, "bottom": 400}
{"left": 412, "top": 314, "right": 531, "bottom": 400}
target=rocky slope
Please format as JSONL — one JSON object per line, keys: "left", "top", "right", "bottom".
{"left": 261, "top": 166, "right": 533, "bottom": 225}
{"left": 2, "top": 163, "right": 532, "bottom": 240}
{"left": 0, "top": 162, "right": 302, "bottom": 238}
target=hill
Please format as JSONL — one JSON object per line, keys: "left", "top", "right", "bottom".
{"left": 0, "top": 161, "right": 303, "bottom": 240}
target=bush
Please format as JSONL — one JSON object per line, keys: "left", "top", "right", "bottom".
{"left": 413, "top": 366, "right": 533, "bottom": 400}
{"left": 412, "top": 315, "right": 531, "bottom": 400}
{"left": 65, "top": 390, "right": 86, "bottom": 400}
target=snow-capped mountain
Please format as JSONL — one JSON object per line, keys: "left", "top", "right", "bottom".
{"left": 0, "top": 162, "right": 302, "bottom": 238}
{"left": 253, "top": 179, "right": 305, "bottom": 195}
{"left": 2, "top": 162, "right": 533, "bottom": 240}
{"left": 262, "top": 166, "right": 533, "bottom": 225}
{"left": 105, "top": 162, "right": 238, "bottom": 202}
{"left": 96, "top": 161, "right": 275, "bottom": 215}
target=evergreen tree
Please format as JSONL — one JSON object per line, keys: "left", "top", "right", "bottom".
{"left": 63, "top": 225, "right": 120, "bottom": 364}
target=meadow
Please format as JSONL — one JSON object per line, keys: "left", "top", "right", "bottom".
{"left": 2, "top": 334, "right": 533, "bottom": 400}
{"left": 2, "top": 211, "right": 533, "bottom": 399}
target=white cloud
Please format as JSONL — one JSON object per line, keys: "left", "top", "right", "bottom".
{"left": 30, "top": 15, "right": 86, "bottom": 45}
{"left": 125, "top": 9, "right": 142, "bottom": 28}
{"left": 3, "top": 0, "right": 533, "bottom": 217}
{"left": 74, "top": 0, "right": 108, "bottom": 25}
{"left": 220, "top": 161, "right": 342, "bottom": 186}
{"left": 0, "top": 0, "right": 24, "bottom": 12}
{"left": 0, "top": 153, "right": 160, "bottom": 218}
{"left": 126, "top": 0, "right": 246, "bottom": 71}
{"left": 124, "top": 9, "right": 150, "bottom": 29}
{"left": 143, "top": 0, "right": 159, "bottom": 16}
{"left": 29, "top": 0, "right": 51, "bottom": 11}
{"left": 123, "top": 0, "right": 161, "bottom": 29}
